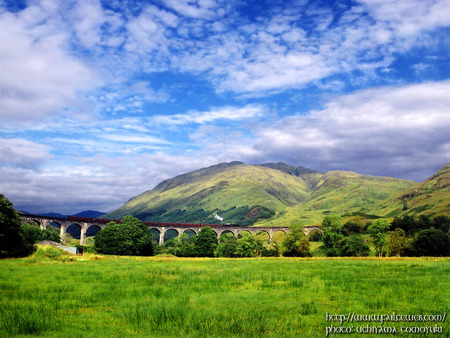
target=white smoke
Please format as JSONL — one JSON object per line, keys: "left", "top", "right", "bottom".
{"left": 214, "top": 214, "right": 224, "bottom": 222}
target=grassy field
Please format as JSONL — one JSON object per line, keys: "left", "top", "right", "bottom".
{"left": 0, "top": 248, "right": 449, "bottom": 337}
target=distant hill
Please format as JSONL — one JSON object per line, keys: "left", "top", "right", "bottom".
{"left": 379, "top": 161, "right": 450, "bottom": 218}
{"left": 72, "top": 210, "right": 106, "bottom": 218}
{"left": 104, "top": 162, "right": 431, "bottom": 225}
{"left": 38, "top": 212, "right": 67, "bottom": 218}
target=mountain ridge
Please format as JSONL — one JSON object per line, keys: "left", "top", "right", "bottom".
{"left": 103, "top": 161, "right": 450, "bottom": 225}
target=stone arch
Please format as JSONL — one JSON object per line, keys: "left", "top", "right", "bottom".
{"left": 163, "top": 228, "right": 179, "bottom": 244}
{"left": 86, "top": 224, "right": 102, "bottom": 237}
{"left": 255, "top": 230, "right": 270, "bottom": 243}
{"left": 219, "top": 229, "right": 236, "bottom": 242}
{"left": 149, "top": 228, "right": 161, "bottom": 243}
{"left": 182, "top": 229, "right": 197, "bottom": 239}
{"left": 66, "top": 223, "right": 82, "bottom": 243}
{"left": 26, "top": 218, "right": 42, "bottom": 228}
{"left": 237, "top": 230, "right": 251, "bottom": 238}
{"left": 272, "top": 230, "right": 287, "bottom": 243}
{"left": 307, "top": 229, "right": 323, "bottom": 242}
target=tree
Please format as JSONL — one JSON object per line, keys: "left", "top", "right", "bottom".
{"left": 171, "top": 233, "right": 196, "bottom": 257}
{"left": 41, "top": 227, "right": 61, "bottom": 243}
{"left": 235, "top": 233, "right": 262, "bottom": 257}
{"left": 20, "top": 223, "right": 61, "bottom": 244}
{"left": 94, "top": 215, "right": 154, "bottom": 256}
{"left": 194, "top": 226, "right": 218, "bottom": 257}
{"left": 282, "top": 223, "right": 311, "bottom": 257}
{"left": 345, "top": 234, "right": 370, "bottom": 257}
{"left": 20, "top": 223, "right": 43, "bottom": 244}
{"left": 0, "top": 194, "right": 28, "bottom": 258}
{"left": 387, "top": 228, "right": 409, "bottom": 257}
{"left": 410, "top": 228, "right": 448, "bottom": 257}
{"left": 321, "top": 215, "right": 345, "bottom": 257}
{"left": 215, "top": 233, "right": 238, "bottom": 257}
{"left": 368, "top": 219, "right": 390, "bottom": 257}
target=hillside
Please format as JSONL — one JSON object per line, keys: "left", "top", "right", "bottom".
{"left": 104, "top": 162, "right": 424, "bottom": 225}
{"left": 105, "top": 162, "right": 321, "bottom": 225}
{"left": 379, "top": 161, "right": 450, "bottom": 218}
{"left": 256, "top": 170, "right": 417, "bottom": 226}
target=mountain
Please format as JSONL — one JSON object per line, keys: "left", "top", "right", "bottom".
{"left": 104, "top": 162, "right": 426, "bottom": 225}
{"left": 105, "top": 162, "right": 320, "bottom": 225}
{"left": 38, "top": 212, "right": 67, "bottom": 218}
{"left": 379, "top": 161, "right": 450, "bottom": 218}
{"left": 72, "top": 210, "right": 106, "bottom": 218}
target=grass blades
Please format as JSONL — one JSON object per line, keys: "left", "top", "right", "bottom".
{"left": 0, "top": 255, "right": 449, "bottom": 337}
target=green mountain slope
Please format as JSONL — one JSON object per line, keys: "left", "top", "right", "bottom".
{"left": 104, "top": 161, "right": 439, "bottom": 226}
{"left": 256, "top": 170, "right": 418, "bottom": 226}
{"left": 105, "top": 162, "right": 320, "bottom": 225}
{"left": 379, "top": 161, "right": 450, "bottom": 218}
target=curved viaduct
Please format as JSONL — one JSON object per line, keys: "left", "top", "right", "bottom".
{"left": 19, "top": 214, "right": 322, "bottom": 246}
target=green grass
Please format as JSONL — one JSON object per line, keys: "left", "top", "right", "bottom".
{"left": 0, "top": 251, "right": 449, "bottom": 337}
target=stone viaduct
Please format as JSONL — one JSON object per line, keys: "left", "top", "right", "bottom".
{"left": 19, "top": 214, "right": 322, "bottom": 246}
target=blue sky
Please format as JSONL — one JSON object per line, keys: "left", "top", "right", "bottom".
{"left": 0, "top": 0, "right": 449, "bottom": 214}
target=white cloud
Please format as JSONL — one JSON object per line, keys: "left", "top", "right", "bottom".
{"left": 162, "top": 0, "right": 221, "bottom": 19}
{"left": 154, "top": 105, "right": 266, "bottom": 125}
{"left": 0, "top": 138, "right": 51, "bottom": 169}
{"left": 251, "top": 81, "right": 450, "bottom": 180}
{"left": 0, "top": 3, "right": 101, "bottom": 125}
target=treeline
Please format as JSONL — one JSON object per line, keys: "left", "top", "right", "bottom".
{"left": 319, "top": 215, "right": 449, "bottom": 257}
{"left": 159, "top": 223, "right": 309, "bottom": 258}
{"left": 0, "top": 194, "right": 60, "bottom": 258}
{"left": 1, "top": 191, "right": 449, "bottom": 258}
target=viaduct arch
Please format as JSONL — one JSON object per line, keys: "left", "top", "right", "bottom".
{"left": 19, "top": 214, "right": 322, "bottom": 246}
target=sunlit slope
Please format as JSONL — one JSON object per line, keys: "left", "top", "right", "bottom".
{"left": 379, "top": 161, "right": 450, "bottom": 218}
{"left": 104, "top": 162, "right": 425, "bottom": 226}
{"left": 105, "top": 162, "right": 318, "bottom": 224}
{"left": 255, "top": 170, "right": 418, "bottom": 226}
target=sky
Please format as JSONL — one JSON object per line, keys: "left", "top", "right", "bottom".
{"left": 0, "top": 0, "right": 449, "bottom": 214}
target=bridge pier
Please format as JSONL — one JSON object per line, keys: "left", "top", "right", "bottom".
{"left": 159, "top": 227, "right": 166, "bottom": 246}
{"left": 80, "top": 223, "right": 87, "bottom": 246}
{"left": 60, "top": 224, "right": 67, "bottom": 244}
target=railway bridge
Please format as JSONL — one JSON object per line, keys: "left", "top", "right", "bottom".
{"left": 19, "top": 214, "right": 322, "bottom": 246}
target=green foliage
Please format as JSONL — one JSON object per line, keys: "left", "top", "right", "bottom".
{"left": 308, "top": 230, "right": 323, "bottom": 241}
{"left": 281, "top": 223, "right": 311, "bottom": 257}
{"left": 387, "top": 228, "right": 409, "bottom": 257}
{"left": 234, "top": 233, "right": 263, "bottom": 257}
{"left": 20, "top": 223, "right": 61, "bottom": 245}
{"left": 368, "top": 219, "right": 390, "bottom": 257}
{"left": 163, "top": 233, "right": 196, "bottom": 257}
{"left": 20, "top": 223, "right": 43, "bottom": 244}
{"left": 215, "top": 233, "right": 238, "bottom": 257}
{"left": 321, "top": 215, "right": 370, "bottom": 257}
{"left": 321, "top": 215, "right": 344, "bottom": 257}
{"left": 193, "top": 226, "right": 218, "bottom": 257}
{"left": 341, "top": 234, "right": 370, "bottom": 257}
{"left": 41, "top": 227, "right": 61, "bottom": 242}
{"left": 0, "top": 194, "right": 28, "bottom": 258}
{"left": 410, "top": 228, "right": 449, "bottom": 257}
{"left": 94, "top": 216, "right": 154, "bottom": 256}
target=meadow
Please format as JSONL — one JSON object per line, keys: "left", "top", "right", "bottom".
{"left": 0, "top": 248, "right": 449, "bottom": 337}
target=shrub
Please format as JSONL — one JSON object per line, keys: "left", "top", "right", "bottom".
{"left": 94, "top": 215, "right": 154, "bottom": 256}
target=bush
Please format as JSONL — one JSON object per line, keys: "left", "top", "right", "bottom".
{"left": 193, "top": 226, "right": 218, "bottom": 257}
{"left": 0, "top": 194, "right": 28, "bottom": 258}
{"left": 282, "top": 224, "right": 311, "bottom": 257}
{"left": 94, "top": 215, "right": 154, "bottom": 256}
{"left": 410, "top": 227, "right": 448, "bottom": 257}
{"left": 308, "top": 230, "right": 323, "bottom": 242}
